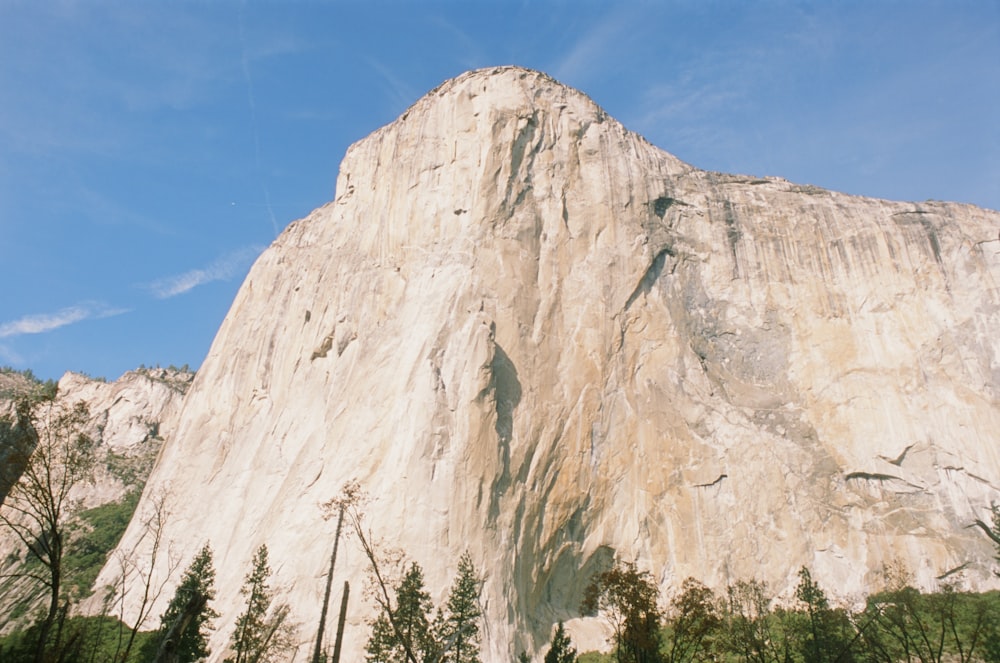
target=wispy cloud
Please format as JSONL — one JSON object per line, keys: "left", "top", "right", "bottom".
{"left": 427, "top": 16, "right": 484, "bottom": 70}
{"left": 550, "top": 9, "right": 636, "bottom": 84}
{"left": 238, "top": 0, "right": 279, "bottom": 238}
{"left": 0, "top": 303, "right": 127, "bottom": 339}
{"left": 367, "top": 58, "right": 420, "bottom": 112}
{"left": 635, "top": 75, "right": 742, "bottom": 131}
{"left": 0, "top": 2, "right": 303, "bottom": 162}
{"left": 147, "top": 246, "right": 263, "bottom": 299}
{"left": 624, "top": 34, "right": 798, "bottom": 167}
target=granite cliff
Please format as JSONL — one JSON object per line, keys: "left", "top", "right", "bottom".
{"left": 0, "top": 368, "right": 193, "bottom": 632}
{"left": 101, "top": 67, "right": 1000, "bottom": 660}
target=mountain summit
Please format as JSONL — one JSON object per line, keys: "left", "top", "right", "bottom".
{"left": 102, "top": 66, "right": 1000, "bottom": 660}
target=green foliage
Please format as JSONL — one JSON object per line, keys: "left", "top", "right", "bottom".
{"left": 226, "top": 544, "right": 296, "bottom": 663}
{"left": 659, "top": 570, "right": 1000, "bottom": 663}
{"left": 9, "top": 596, "right": 32, "bottom": 620}
{"left": 790, "top": 566, "right": 856, "bottom": 663}
{"left": 0, "top": 399, "right": 95, "bottom": 660}
{"left": 145, "top": 542, "right": 218, "bottom": 662}
{"left": 397, "top": 563, "right": 438, "bottom": 661}
{"left": 582, "top": 561, "right": 662, "bottom": 663}
{"left": 1, "top": 366, "right": 41, "bottom": 381}
{"left": 365, "top": 553, "right": 483, "bottom": 663}
{"left": 0, "top": 614, "right": 157, "bottom": 663}
{"left": 0, "top": 366, "right": 57, "bottom": 400}
{"left": 229, "top": 544, "right": 274, "bottom": 663}
{"left": 663, "top": 578, "right": 719, "bottom": 663}
{"left": 983, "top": 601, "right": 1000, "bottom": 663}
{"left": 577, "top": 652, "right": 614, "bottom": 663}
{"left": 721, "top": 579, "right": 760, "bottom": 660}
{"left": 104, "top": 445, "right": 160, "bottom": 488}
{"left": 544, "top": 621, "right": 577, "bottom": 663}
{"left": 367, "top": 612, "right": 399, "bottom": 663}
{"left": 365, "top": 562, "right": 437, "bottom": 663}
{"left": 353, "top": 555, "right": 1000, "bottom": 663}
{"left": 439, "top": 552, "right": 483, "bottom": 663}
{"left": 64, "top": 490, "right": 141, "bottom": 598}
{"left": 854, "top": 584, "right": 1000, "bottom": 663}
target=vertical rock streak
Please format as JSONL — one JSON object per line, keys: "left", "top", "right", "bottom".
{"left": 103, "top": 67, "right": 1000, "bottom": 661}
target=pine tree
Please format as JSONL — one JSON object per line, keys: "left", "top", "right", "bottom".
{"left": 230, "top": 545, "right": 272, "bottom": 663}
{"left": 438, "top": 552, "right": 482, "bottom": 663}
{"left": 544, "top": 622, "right": 577, "bottom": 663}
{"left": 153, "top": 542, "right": 218, "bottom": 662}
{"left": 364, "top": 562, "right": 437, "bottom": 663}
{"left": 366, "top": 613, "right": 397, "bottom": 663}
{"left": 395, "top": 563, "right": 437, "bottom": 661}
{"left": 227, "top": 544, "right": 295, "bottom": 663}
{"left": 792, "top": 567, "right": 855, "bottom": 663}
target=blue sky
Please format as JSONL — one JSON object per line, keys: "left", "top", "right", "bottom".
{"left": 1, "top": 1, "right": 997, "bottom": 381}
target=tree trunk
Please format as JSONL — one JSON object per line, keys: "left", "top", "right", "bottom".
{"left": 34, "top": 530, "right": 62, "bottom": 663}
{"left": 312, "top": 505, "right": 344, "bottom": 663}
{"left": 331, "top": 581, "right": 349, "bottom": 663}
{"left": 153, "top": 591, "right": 208, "bottom": 663}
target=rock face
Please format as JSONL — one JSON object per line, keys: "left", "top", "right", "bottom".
{"left": 0, "top": 369, "right": 193, "bottom": 506}
{"left": 103, "top": 67, "right": 1000, "bottom": 660}
{"left": 0, "top": 368, "right": 193, "bottom": 632}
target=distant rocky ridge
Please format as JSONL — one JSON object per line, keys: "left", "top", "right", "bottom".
{"left": 91, "top": 66, "right": 1000, "bottom": 662}
{"left": 0, "top": 368, "right": 192, "bottom": 632}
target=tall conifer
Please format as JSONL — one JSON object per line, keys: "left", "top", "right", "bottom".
{"left": 366, "top": 613, "right": 396, "bottom": 663}
{"left": 544, "top": 622, "right": 577, "bottom": 663}
{"left": 438, "top": 552, "right": 482, "bottom": 663}
{"left": 228, "top": 544, "right": 295, "bottom": 663}
{"left": 152, "top": 542, "right": 218, "bottom": 662}
{"left": 364, "top": 562, "right": 436, "bottom": 663}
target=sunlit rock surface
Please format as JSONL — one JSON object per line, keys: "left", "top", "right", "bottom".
{"left": 103, "top": 67, "right": 1000, "bottom": 661}
{"left": 0, "top": 368, "right": 192, "bottom": 633}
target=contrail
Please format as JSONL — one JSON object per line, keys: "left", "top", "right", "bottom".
{"left": 147, "top": 245, "right": 265, "bottom": 299}
{"left": 238, "top": 1, "right": 279, "bottom": 238}
{"left": 0, "top": 303, "right": 128, "bottom": 338}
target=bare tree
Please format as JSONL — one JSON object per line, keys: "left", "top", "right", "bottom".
{"left": 312, "top": 495, "right": 348, "bottom": 663}
{"left": 324, "top": 482, "right": 484, "bottom": 663}
{"left": 323, "top": 481, "right": 427, "bottom": 663}
{"left": 331, "top": 581, "right": 350, "bottom": 663}
{"left": 104, "top": 493, "right": 179, "bottom": 662}
{"left": 0, "top": 399, "right": 95, "bottom": 662}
